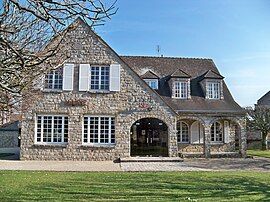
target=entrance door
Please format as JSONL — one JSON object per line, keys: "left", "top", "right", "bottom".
{"left": 130, "top": 118, "right": 168, "bottom": 157}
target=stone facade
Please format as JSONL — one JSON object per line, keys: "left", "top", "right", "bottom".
{"left": 20, "top": 19, "right": 247, "bottom": 161}
{"left": 20, "top": 20, "right": 177, "bottom": 161}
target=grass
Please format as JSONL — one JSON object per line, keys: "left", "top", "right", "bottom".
{"left": 0, "top": 171, "right": 270, "bottom": 201}
{"left": 247, "top": 149, "right": 270, "bottom": 158}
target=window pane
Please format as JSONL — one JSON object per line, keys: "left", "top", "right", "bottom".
{"left": 36, "top": 115, "right": 67, "bottom": 144}
{"left": 207, "top": 82, "right": 220, "bottom": 99}
{"left": 44, "top": 70, "right": 63, "bottom": 90}
{"left": 211, "top": 122, "right": 223, "bottom": 142}
{"left": 177, "top": 121, "right": 189, "bottom": 143}
{"left": 174, "top": 82, "right": 181, "bottom": 98}
{"left": 83, "top": 116, "right": 115, "bottom": 144}
{"left": 90, "top": 66, "right": 109, "bottom": 90}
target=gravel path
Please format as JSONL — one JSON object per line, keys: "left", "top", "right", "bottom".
{"left": 0, "top": 157, "right": 269, "bottom": 172}
{"left": 0, "top": 160, "right": 121, "bottom": 171}
{"left": 121, "top": 157, "right": 270, "bottom": 172}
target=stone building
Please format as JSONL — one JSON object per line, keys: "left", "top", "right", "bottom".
{"left": 20, "top": 18, "right": 246, "bottom": 161}
{"left": 257, "top": 91, "right": 270, "bottom": 108}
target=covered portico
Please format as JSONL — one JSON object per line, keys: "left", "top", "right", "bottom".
{"left": 177, "top": 115, "right": 247, "bottom": 158}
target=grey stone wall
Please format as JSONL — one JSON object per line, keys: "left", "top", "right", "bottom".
{"left": 20, "top": 20, "right": 177, "bottom": 161}
{"left": 0, "top": 131, "right": 18, "bottom": 148}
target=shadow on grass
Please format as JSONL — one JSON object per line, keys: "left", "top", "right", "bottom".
{"left": 2, "top": 172, "right": 268, "bottom": 201}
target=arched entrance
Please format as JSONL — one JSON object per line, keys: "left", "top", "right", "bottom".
{"left": 130, "top": 118, "right": 168, "bottom": 157}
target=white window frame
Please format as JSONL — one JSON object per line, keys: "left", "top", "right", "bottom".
{"left": 82, "top": 115, "right": 115, "bottom": 146}
{"left": 44, "top": 69, "right": 63, "bottom": 90}
{"left": 144, "top": 79, "right": 158, "bottom": 89}
{"left": 173, "top": 81, "right": 188, "bottom": 99}
{"left": 35, "top": 115, "right": 68, "bottom": 145}
{"left": 177, "top": 121, "right": 189, "bottom": 143}
{"left": 207, "top": 81, "right": 221, "bottom": 99}
{"left": 90, "top": 66, "right": 110, "bottom": 91}
{"left": 210, "top": 121, "right": 223, "bottom": 143}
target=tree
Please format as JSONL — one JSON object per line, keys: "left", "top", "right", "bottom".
{"left": 247, "top": 106, "right": 270, "bottom": 150}
{"left": 0, "top": 0, "right": 118, "bottom": 119}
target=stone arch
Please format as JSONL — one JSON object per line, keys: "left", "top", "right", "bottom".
{"left": 130, "top": 117, "right": 169, "bottom": 157}
{"left": 178, "top": 116, "right": 206, "bottom": 128}
{"left": 207, "top": 116, "right": 246, "bottom": 156}
{"left": 209, "top": 117, "right": 242, "bottom": 128}
{"left": 120, "top": 112, "right": 178, "bottom": 158}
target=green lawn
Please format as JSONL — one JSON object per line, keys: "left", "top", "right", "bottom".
{"left": 247, "top": 149, "right": 270, "bottom": 158}
{"left": 0, "top": 171, "right": 270, "bottom": 201}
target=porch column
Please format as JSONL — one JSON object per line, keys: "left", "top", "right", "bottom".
{"left": 239, "top": 125, "right": 247, "bottom": 157}
{"left": 169, "top": 119, "right": 178, "bottom": 157}
{"left": 204, "top": 125, "right": 211, "bottom": 158}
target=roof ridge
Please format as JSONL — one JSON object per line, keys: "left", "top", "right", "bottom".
{"left": 120, "top": 55, "right": 212, "bottom": 60}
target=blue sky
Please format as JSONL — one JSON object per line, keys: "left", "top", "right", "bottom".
{"left": 95, "top": 0, "right": 270, "bottom": 107}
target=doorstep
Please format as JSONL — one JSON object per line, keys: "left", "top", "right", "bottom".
{"left": 120, "top": 157, "right": 184, "bottom": 162}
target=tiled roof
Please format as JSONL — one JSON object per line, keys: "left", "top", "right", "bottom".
{"left": 257, "top": 91, "right": 270, "bottom": 106}
{"left": 121, "top": 55, "right": 244, "bottom": 114}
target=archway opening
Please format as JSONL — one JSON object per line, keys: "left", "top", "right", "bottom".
{"left": 130, "top": 118, "right": 168, "bottom": 157}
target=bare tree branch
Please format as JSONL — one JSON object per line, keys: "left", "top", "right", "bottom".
{"left": 0, "top": 0, "right": 118, "bottom": 124}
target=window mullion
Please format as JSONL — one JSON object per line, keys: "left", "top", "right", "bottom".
{"left": 88, "top": 117, "right": 90, "bottom": 144}
{"left": 61, "top": 117, "right": 64, "bottom": 143}
{"left": 41, "top": 117, "right": 44, "bottom": 143}
{"left": 52, "top": 71, "right": 55, "bottom": 90}
{"left": 98, "top": 117, "right": 101, "bottom": 144}
{"left": 214, "top": 123, "right": 217, "bottom": 142}
{"left": 51, "top": 116, "right": 54, "bottom": 143}
{"left": 99, "top": 67, "right": 102, "bottom": 89}
{"left": 109, "top": 117, "right": 111, "bottom": 144}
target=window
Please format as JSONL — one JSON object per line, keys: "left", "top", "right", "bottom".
{"left": 44, "top": 70, "right": 63, "bottom": 90}
{"left": 177, "top": 121, "right": 189, "bottom": 143}
{"left": 36, "top": 115, "right": 68, "bottom": 144}
{"left": 83, "top": 116, "right": 115, "bottom": 144}
{"left": 211, "top": 122, "right": 223, "bottom": 142}
{"left": 90, "top": 66, "right": 110, "bottom": 90}
{"left": 173, "top": 81, "right": 188, "bottom": 98}
{"left": 207, "top": 81, "right": 220, "bottom": 99}
{"left": 144, "top": 79, "right": 158, "bottom": 89}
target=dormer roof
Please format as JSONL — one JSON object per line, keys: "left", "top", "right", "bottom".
{"left": 202, "top": 70, "right": 224, "bottom": 79}
{"left": 141, "top": 70, "right": 159, "bottom": 79}
{"left": 170, "top": 69, "right": 191, "bottom": 78}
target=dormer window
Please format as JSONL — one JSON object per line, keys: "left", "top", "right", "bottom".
{"left": 207, "top": 81, "right": 220, "bottom": 99}
{"left": 144, "top": 79, "right": 158, "bottom": 90}
{"left": 173, "top": 81, "right": 188, "bottom": 99}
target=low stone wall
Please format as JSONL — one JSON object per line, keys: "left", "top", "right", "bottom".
{"left": 0, "top": 131, "right": 18, "bottom": 148}
{"left": 178, "top": 142, "right": 235, "bottom": 153}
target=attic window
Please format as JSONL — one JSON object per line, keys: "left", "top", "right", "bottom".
{"left": 207, "top": 81, "right": 220, "bottom": 99}
{"left": 173, "top": 81, "right": 188, "bottom": 99}
{"left": 144, "top": 79, "right": 158, "bottom": 90}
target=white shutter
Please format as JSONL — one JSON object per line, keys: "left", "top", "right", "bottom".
{"left": 79, "top": 64, "right": 90, "bottom": 91}
{"left": 224, "top": 121, "right": 230, "bottom": 143}
{"left": 191, "top": 121, "right": 200, "bottom": 144}
{"left": 110, "top": 63, "right": 121, "bottom": 91}
{"left": 63, "top": 64, "right": 74, "bottom": 91}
